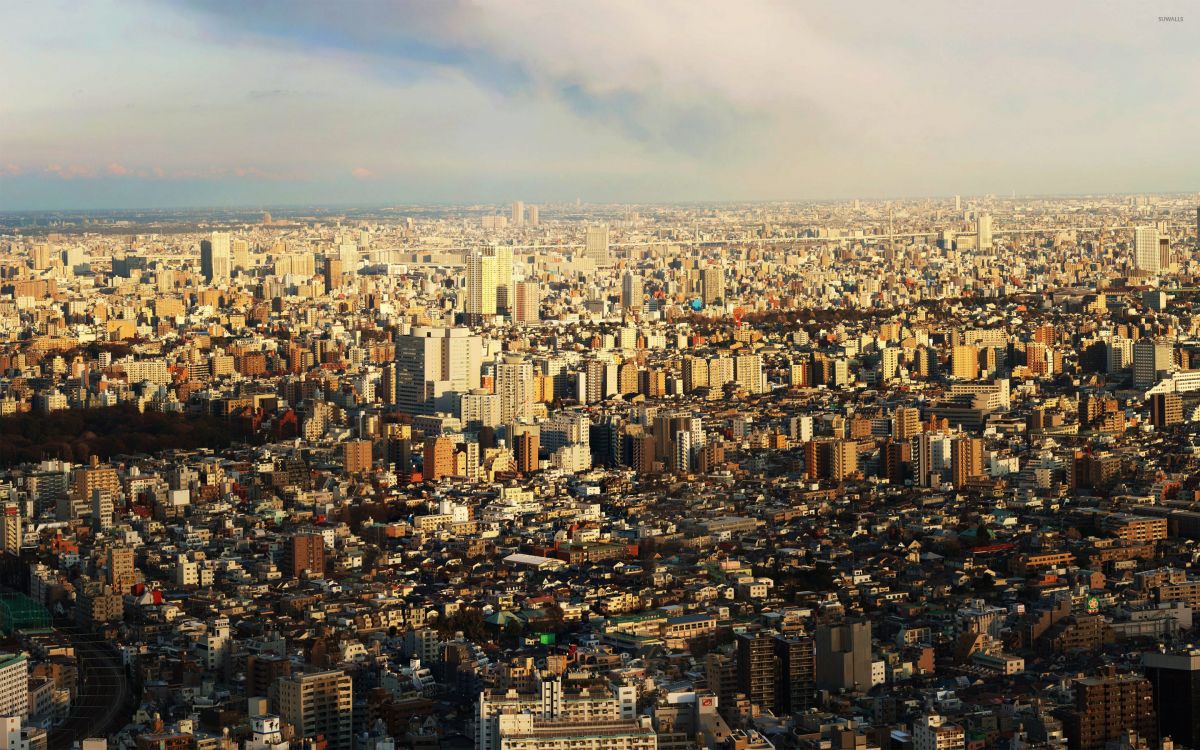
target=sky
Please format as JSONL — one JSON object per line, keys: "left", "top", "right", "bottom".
{"left": 1, "top": 0, "right": 1198, "bottom": 210}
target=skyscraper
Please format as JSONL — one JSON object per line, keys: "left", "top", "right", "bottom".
{"left": 585, "top": 224, "right": 609, "bottom": 264}
{"left": 621, "top": 272, "right": 643, "bottom": 312}
{"left": 467, "top": 251, "right": 497, "bottom": 321}
{"left": 200, "top": 231, "right": 231, "bottom": 283}
{"left": 513, "top": 281, "right": 540, "bottom": 325}
{"left": 527, "top": 204, "right": 539, "bottom": 226}
{"left": 700, "top": 266, "right": 723, "bottom": 305}
{"left": 511, "top": 200, "right": 524, "bottom": 226}
{"left": 1135, "top": 225, "right": 1161, "bottom": 274}
{"left": 496, "top": 354, "right": 535, "bottom": 423}
{"left": 977, "top": 212, "right": 993, "bottom": 250}
{"left": 493, "top": 245, "right": 514, "bottom": 313}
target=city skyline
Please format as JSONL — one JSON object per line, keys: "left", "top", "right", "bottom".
{"left": 3, "top": 1, "right": 1198, "bottom": 210}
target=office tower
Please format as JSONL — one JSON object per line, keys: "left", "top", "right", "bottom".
{"left": 1066, "top": 672, "right": 1156, "bottom": 750}
{"left": 496, "top": 354, "right": 535, "bottom": 423}
{"left": 950, "top": 345, "right": 980, "bottom": 380}
{"left": 511, "top": 200, "right": 524, "bottom": 226}
{"left": 775, "top": 635, "right": 815, "bottom": 714}
{"left": 513, "top": 281, "right": 540, "bottom": 325}
{"left": 423, "top": 436, "right": 455, "bottom": 481}
{"left": 343, "top": 440, "right": 372, "bottom": 474}
{"left": 467, "top": 251, "right": 498, "bottom": 321}
{"left": 200, "top": 231, "right": 232, "bottom": 283}
{"left": 815, "top": 620, "right": 872, "bottom": 691}
{"left": 1132, "top": 337, "right": 1173, "bottom": 388}
{"left": 621, "top": 272, "right": 643, "bottom": 312}
{"left": 700, "top": 266, "right": 723, "bottom": 305}
{"left": 977, "top": 212, "right": 993, "bottom": 250}
{"left": 736, "top": 632, "right": 776, "bottom": 713}
{"left": 585, "top": 224, "right": 610, "bottom": 263}
{"left": 914, "top": 715, "right": 965, "bottom": 750}
{"left": 1143, "top": 650, "right": 1200, "bottom": 747}
{"left": 0, "top": 505, "right": 19, "bottom": 556}
{"left": 286, "top": 533, "right": 326, "bottom": 579}
{"left": 276, "top": 670, "right": 353, "bottom": 750}
{"left": 323, "top": 256, "right": 342, "bottom": 295}
{"left": 514, "top": 429, "right": 539, "bottom": 474}
{"left": 1135, "top": 225, "right": 1161, "bottom": 274}
{"left": 951, "top": 436, "right": 983, "bottom": 488}
{"left": 0, "top": 654, "right": 28, "bottom": 718}
{"left": 527, "top": 204, "right": 539, "bottom": 226}
{"left": 395, "top": 327, "right": 483, "bottom": 415}
{"left": 1150, "top": 392, "right": 1183, "bottom": 428}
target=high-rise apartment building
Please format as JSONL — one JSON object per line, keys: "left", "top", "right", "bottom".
{"left": 467, "top": 251, "right": 498, "bottom": 321}
{"left": 1066, "top": 671, "right": 1156, "bottom": 750}
{"left": 951, "top": 436, "right": 983, "bottom": 488}
{"left": 276, "top": 670, "right": 353, "bottom": 750}
{"left": 496, "top": 355, "right": 535, "bottom": 424}
{"left": 343, "top": 440, "right": 372, "bottom": 474}
{"left": 511, "top": 200, "right": 524, "bottom": 226}
{"left": 950, "top": 345, "right": 980, "bottom": 380}
{"left": 0, "top": 505, "right": 20, "bottom": 556}
{"left": 286, "top": 533, "right": 326, "bottom": 579}
{"left": 513, "top": 281, "right": 540, "bottom": 325}
{"left": 700, "top": 267, "right": 723, "bottom": 305}
{"left": 323, "top": 256, "right": 342, "bottom": 295}
{"left": 775, "top": 635, "right": 815, "bottom": 714}
{"left": 423, "top": 436, "right": 455, "bottom": 481}
{"left": 736, "top": 632, "right": 777, "bottom": 713}
{"left": 514, "top": 429, "right": 539, "bottom": 474}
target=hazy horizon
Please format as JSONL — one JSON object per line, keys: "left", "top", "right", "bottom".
{"left": 3, "top": 1, "right": 1198, "bottom": 210}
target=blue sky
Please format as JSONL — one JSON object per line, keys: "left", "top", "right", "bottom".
{"left": 1, "top": 0, "right": 1197, "bottom": 210}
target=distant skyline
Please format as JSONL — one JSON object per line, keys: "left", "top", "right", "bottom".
{"left": 2, "top": 0, "right": 1198, "bottom": 210}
